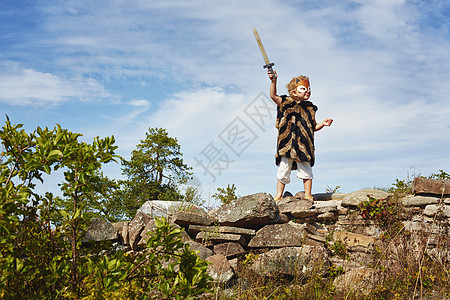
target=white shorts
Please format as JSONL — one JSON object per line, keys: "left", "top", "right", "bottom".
{"left": 277, "top": 156, "right": 313, "bottom": 184}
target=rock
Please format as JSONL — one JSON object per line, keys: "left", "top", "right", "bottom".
{"left": 277, "top": 197, "right": 313, "bottom": 214}
{"left": 211, "top": 193, "right": 280, "bottom": 228}
{"left": 330, "top": 256, "right": 366, "bottom": 273}
{"left": 412, "top": 177, "right": 450, "bottom": 195}
{"left": 206, "top": 254, "right": 235, "bottom": 284}
{"left": 341, "top": 189, "right": 392, "bottom": 207}
{"left": 138, "top": 219, "right": 157, "bottom": 245}
{"left": 83, "top": 218, "right": 118, "bottom": 242}
{"left": 228, "top": 258, "right": 239, "bottom": 270}
{"left": 401, "top": 195, "right": 440, "bottom": 207}
{"left": 196, "top": 232, "right": 247, "bottom": 247}
{"left": 313, "top": 193, "right": 346, "bottom": 201}
{"left": 317, "top": 211, "right": 338, "bottom": 223}
{"left": 122, "top": 221, "right": 130, "bottom": 245}
{"left": 333, "top": 231, "right": 374, "bottom": 252}
{"left": 290, "top": 208, "right": 317, "bottom": 219}
{"left": 293, "top": 191, "right": 304, "bottom": 199}
{"left": 137, "top": 200, "right": 206, "bottom": 218}
{"left": 311, "top": 200, "right": 341, "bottom": 213}
{"left": 423, "top": 205, "right": 450, "bottom": 218}
{"left": 248, "top": 222, "right": 307, "bottom": 248}
{"left": 188, "top": 225, "right": 256, "bottom": 237}
{"left": 251, "top": 245, "right": 329, "bottom": 276}
{"left": 173, "top": 211, "right": 215, "bottom": 227}
{"left": 139, "top": 219, "right": 191, "bottom": 246}
{"left": 333, "top": 267, "right": 379, "bottom": 293}
{"left": 128, "top": 211, "right": 152, "bottom": 250}
{"left": 185, "top": 240, "right": 213, "bottom": 260}
{"left": 111, "top": 221, "right": 127, "bottom": 234}
{"left": 278, "top": 213, "right": 290, "bottom": 223}
{"left": 402, "top": 221, "right": 447, "bottom": 235}
{"left": 213, "top": 242, "right": 245, "bottom": 258}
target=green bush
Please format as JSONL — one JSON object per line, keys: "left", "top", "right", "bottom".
{"left": 0, "top": 117, "right": 211, "bottom": 299}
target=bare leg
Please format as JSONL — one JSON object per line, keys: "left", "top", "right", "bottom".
{"left": 303, "top": 179, "right": 313, "bottom": 198}
{"left": 274, "top": 180, "right": 285, "bottom": 200}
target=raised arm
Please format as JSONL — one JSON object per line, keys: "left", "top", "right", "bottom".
{"left": 268, "top": 70, "right": 282, "bottom": 106}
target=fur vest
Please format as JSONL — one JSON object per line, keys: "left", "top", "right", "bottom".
{"left": 275, "top": 95, "right": 318, "bottom": 168}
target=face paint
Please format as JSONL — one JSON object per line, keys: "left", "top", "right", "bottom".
{"left": 294, "top": 78, "right": 310, "bottom": 93}
{"left": 296, "top": 85, "right": 311, "bottom": 93}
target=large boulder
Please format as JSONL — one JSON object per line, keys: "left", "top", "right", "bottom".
{"left": 196, "top": 232, "right": 247, "bottom": 247}
{"left": 248, "top": 222, "right": 307, "bottom": 248}
{"left": 83, "top": 218, "right": 118, "bottom": 242}
{"left": 128, "top": 211, "right": 152, "bottom": 250}
{"left": 341, "top": 189, "right": 392, "bottom": 207}
{"left": 400, "top": 195, "right": 440, "bottom": 207}
{"left": 333, "top": 267, "right": 379, "bottom": 293}
{"left": 188, "top": 225, "right": 256, "bottom": 237}
{"left": 251, "top": 245, "right": 329, "bottom": 276}
{"left": 137, "top": 200, "right": 206, "bottom": 218}
{"left": 138, "top": 219, "right": 191, "bottom": 246}
{"left": 185, "top": 240, "right": 213, "bottom": 260}
{"left": 173, "top": 211, "right": 215, "bottom": 227}
{"left": 210, "top": 193, "right": 280, "bottom": 228}
{"left": 333, "top": 231, "right": 375, "bottom": 253}
{"left": 213, "top": 242, "right": 245, "bottom": 258}
{"left": 276, "top": 197, "right": 313, "bottom": 214}
{"left": 423, "top": 204, "right": 450, "bottom": 218}
{"left": 206, "top": 254, "right": 235, "bottom": 284}
{"left": 412, "top": 177, "right": 450, "bottom": 195}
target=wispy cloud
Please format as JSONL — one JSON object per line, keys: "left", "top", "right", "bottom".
{"left": 1, "top": 0, "right": 449, "bottom": 196}
{"left": 0, "top": 62, "right": 111, "bottom": 106}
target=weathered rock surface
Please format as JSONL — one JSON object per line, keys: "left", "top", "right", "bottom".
{"left": 213, "top": 242, "right": 245, "bottom": 258}
{"left": 412, "top": 177, "right": 450, "bottom": 195}
{"left": 277, "top": 197, "right": 313, "bottom": 214}
{"left": 334, "top": 267, "right": 379, "bottom": 292}
{"left": 196, "top": 231, "right": 247, "bottom": 246}
{"left": 333, "top": 231, "right": 374, "bottom": 252}
{"left": 188, "top": 225, "right": 256, "bottom": 237}
{"left": 341, "top": 189, "right": 392, "bottom": 207}
{"left": 128, "top": 211, "right": 152, "bottom": 250}
{"left": 401, "top": 195, "right": 440, "bottom": 206}
{"left": 423, "top": 204, "right": 450, "bottom": 218}
{"left": 185, "top": 240, "right": 213, "bottom": 260}
{"left": 173, "top": 211, "right": 215, "bottom": 227}
{"left": 83, "top": 218, "right": 118, "bottom": 242}
{"left": 312, "top": 192, "right": 346, "bottom": 201}
{"left": 248, "top": 222, "right": 307, "bottom": 248}
{"left": 138, "top": 200, "right": 205, "bottom": 218}
{"left": 211, "top": 193, "right": 280, "bottom": 228}
{"left": 206, "top": 254, "right": 235, "bottom": 283}
{"left": 251, "top": 245, "right": 329, "bottom": 276}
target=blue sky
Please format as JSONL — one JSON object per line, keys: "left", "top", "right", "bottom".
{"left": 1, "top": 0, "right": 449, "bottom": 206}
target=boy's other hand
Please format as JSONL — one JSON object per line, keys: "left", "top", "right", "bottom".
{"left": 322, "top": 119, "right": 333, "bottom": 126}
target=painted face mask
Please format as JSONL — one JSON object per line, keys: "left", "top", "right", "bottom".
{"left": 295, "top": 78, "right": 311, "bottom": 93}
{"left": 296, "top": 85, "right": 311, "bottom": 93}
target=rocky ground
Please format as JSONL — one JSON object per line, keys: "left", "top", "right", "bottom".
{"left": 85, "top": 177, "right": 450, "bottom": 297}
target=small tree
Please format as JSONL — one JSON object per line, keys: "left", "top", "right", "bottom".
{"left": 212, "top": 184, "right": 238, "bottom": 205}
{"left": 0, "top": 117, "right": 118, "bottom": 297}
{"left": 118, "top": 128, "right": 192, "bottom": 219}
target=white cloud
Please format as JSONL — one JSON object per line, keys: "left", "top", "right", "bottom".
{"left": 0, "top": 62, "right": 111, "bottom": 106}
{"left": 129, "top": 99, "right": 150, "bottom": 107}
{"left": 2, "top": 0, "right": 449, "bottom": 197}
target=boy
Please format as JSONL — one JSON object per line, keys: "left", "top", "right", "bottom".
{"left": 268, "top": 70, "right": 333, "bottom": 201}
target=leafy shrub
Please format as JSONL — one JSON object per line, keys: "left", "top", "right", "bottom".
{"left": 0, "top": 118, "right": 211, "bottom": 299}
